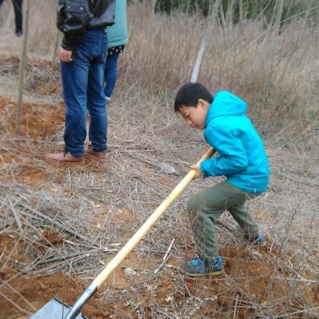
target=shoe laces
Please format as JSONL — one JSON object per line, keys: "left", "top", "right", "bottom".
{"left": 191, "top": 257, "right": 221, "bottom": 266}
{"left": 190, "top": 258, "right": 203, "bottom": 266}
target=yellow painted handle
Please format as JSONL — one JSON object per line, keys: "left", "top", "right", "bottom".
{"left": 95, "top": 147, "right": 216, "bottom": 287}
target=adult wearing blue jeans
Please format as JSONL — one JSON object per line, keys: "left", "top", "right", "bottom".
{"left": 46, "top": 0, "right": 116, "bottom": 164}
{"left": 104, "top": 0, "right": 128, "bottom": 103}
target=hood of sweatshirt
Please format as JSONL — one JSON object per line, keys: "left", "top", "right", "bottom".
{"left": 206, "top": 91, "right": 247, "bottom": 127}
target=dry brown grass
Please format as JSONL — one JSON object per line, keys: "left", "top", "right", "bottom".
{"left": 1, "top": 0, "right": 318, "bottom": 141}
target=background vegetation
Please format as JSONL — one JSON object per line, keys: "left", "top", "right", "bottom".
{"left": 1, "top": 0, "right": 318, "bottom": 146}
{"left": 153, "top": 0, "right": 319, "bottom": 26}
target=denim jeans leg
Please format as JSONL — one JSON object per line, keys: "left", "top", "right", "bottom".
{"left": 88, "top": 60, "right": 107, "bottom": 152}
{"left": 82, "top": 29, "right": 108, "bottom": 152}
{"left": 61, "top": 54, "right": 89, "bottom": 157}
{"left": 104, "top": 53, "right": 119, "bottom": 99}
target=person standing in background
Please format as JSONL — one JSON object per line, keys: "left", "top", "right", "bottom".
{"left": 45, "top": 0, "right": 116, "bottom": 164}
{"left": 104, "top": 0, "right": 128, "bottom": 104}
{"left": 0, "top": 0, "right": 23, "bottom": 36}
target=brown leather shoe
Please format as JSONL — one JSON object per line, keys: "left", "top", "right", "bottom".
{"left": 45, "top": 152, "right": 85, "bottom": 164}
{"left": 85, "top": 147, "right": 107, "bottom": 162}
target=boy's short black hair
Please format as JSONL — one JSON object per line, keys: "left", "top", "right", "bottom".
{"left": 174, "top": 82, "right": 214, "bottom": 113}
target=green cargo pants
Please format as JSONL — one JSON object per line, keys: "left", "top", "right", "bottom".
{"left": 187, "top": 181, "right": 261, "bottom": 261}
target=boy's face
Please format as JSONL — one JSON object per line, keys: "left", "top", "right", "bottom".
{"left": 178, "top": 99, "right": 210, "bottom": 131}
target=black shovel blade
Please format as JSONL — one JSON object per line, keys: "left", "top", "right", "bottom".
{"left": 29, "top": 297, "right": 88, "bottom": 319}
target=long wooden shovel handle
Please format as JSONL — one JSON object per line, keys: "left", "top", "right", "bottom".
{"left": 95, "top": 147, "right": 215, "bottom": 287}
{"left": 64, "top": 148, "right": 216, "bottom": 319}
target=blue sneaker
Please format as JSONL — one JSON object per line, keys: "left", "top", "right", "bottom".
{"left": 244, "top": 233, "right": 267, "bottom": 246}
{"left": 252, "top": 234, "right": 266, "bottom": 246}
{"left": 237, "top": 225, "right": 267, "bottom": 247}
{"left": 178, "top": 256, "right": 223, "bottom": 277}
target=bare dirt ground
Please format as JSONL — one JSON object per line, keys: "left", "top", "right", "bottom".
{"left": 1, "top": 56, "right": 318, "bottom": 319}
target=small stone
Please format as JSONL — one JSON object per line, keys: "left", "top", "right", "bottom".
{"left": 124, "top": 267, "right": 137, "bottom": 278}
{"left": 160, "top": 162, "right": 178, "bottom": 175}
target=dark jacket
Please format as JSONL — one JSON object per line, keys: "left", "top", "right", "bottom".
{"left": 57, "top": 0, "right": 116, "bottom": 51}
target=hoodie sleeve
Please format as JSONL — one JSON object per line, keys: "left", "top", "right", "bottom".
{"left": 200, "top": 125, "right": 248, "bottom": 177}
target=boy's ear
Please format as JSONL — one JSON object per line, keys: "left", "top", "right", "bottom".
{"left": 198, "top": 99, "right": 210, "bottom": 109}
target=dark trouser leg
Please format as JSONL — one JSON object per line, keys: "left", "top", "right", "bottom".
{"left": 104, "top": 52, "right": 119, "bottom": 99}
{"left": 85, "top": 29, "right": 108, "bottom": 152}
{"left": 60, "top": 55, "right": 89, "bottom": 157}
{"left": 228, "top": 195, "right": 260, "bottom": 240}
{"left": 12, "top": 0, "right": 23, "bottom": 34}
{"left": 188, "top": 182, "right": 260, "bottom": 261}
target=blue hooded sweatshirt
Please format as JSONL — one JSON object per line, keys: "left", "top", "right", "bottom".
{"left": 200, "top": 91, "right": 269, "bottom": 193}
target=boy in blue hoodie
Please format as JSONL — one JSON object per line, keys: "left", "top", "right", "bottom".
{"left": 174, "top": 82, "right": 269, "bottom": 276}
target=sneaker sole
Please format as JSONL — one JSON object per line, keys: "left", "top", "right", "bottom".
{"left": 255, "top": 240, "right": 267, "bottom": 247}
{"left": 177, "top": 266, "right": 223, "bottom": 277}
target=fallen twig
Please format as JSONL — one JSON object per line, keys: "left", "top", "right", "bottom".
{"left": 233, "top": 294, "right": 239, "bottom": 319}
{"left": 273, "top": 277, "right": 319, "bottom": 284}
{"left": 274, "top": 306, "right": 319, "bottom": 318}
{"left": 9, "top": 198, "right": 22, "bottom": 229}
{"left": 154, "top": 238, "right": 175, "bottom": 274}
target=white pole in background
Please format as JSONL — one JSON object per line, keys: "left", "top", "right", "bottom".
{"left": 190, "top": 0, "right": 220, "bottom": 83}
{"left": 190, "top": 34, "right": 207, "bottom": 83}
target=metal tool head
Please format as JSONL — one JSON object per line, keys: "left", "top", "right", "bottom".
{"left": 29, "top": 297, "right": 88, "bottom": 319}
